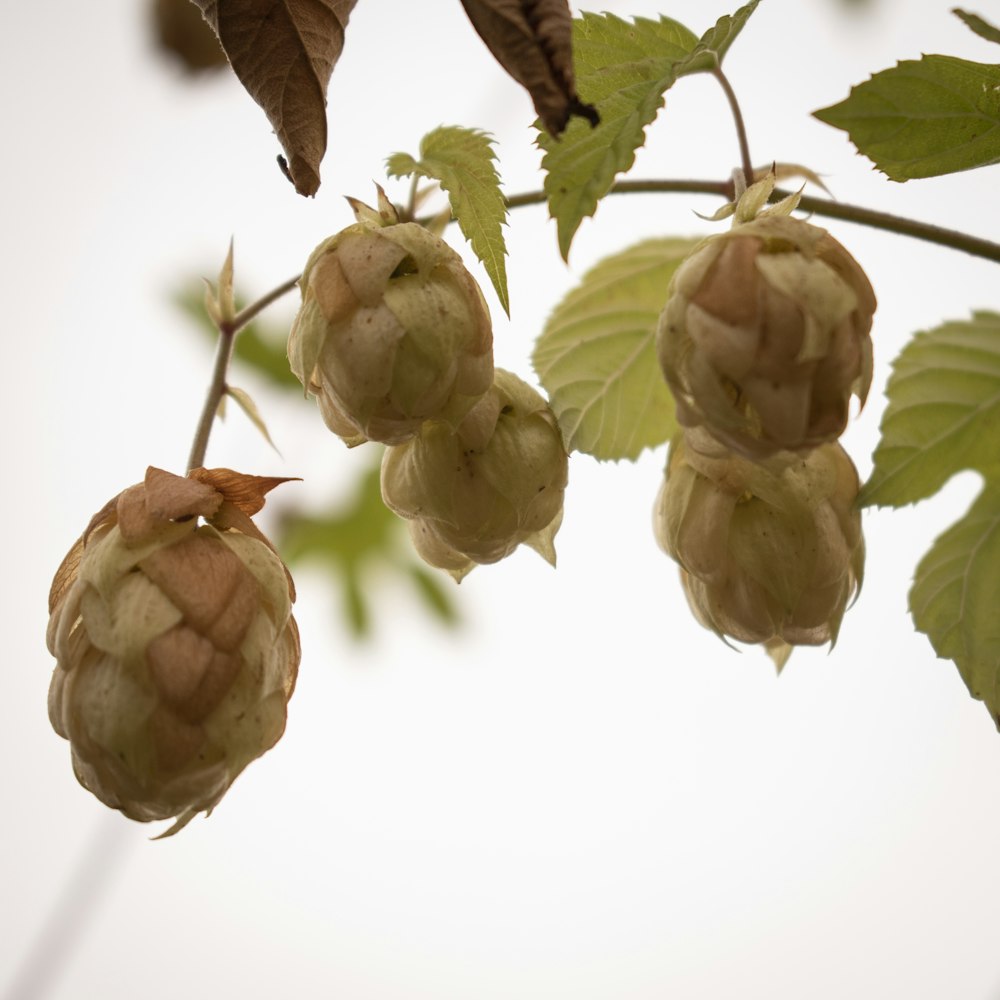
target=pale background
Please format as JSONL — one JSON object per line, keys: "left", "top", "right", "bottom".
{"left": 3, "top": 1, "right": 1000, "bottom": 998}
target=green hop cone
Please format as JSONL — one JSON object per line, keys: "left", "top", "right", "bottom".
{"left": 653, "top": 428, "right": 864, "bottom": 660}
{"left": 657, "top": 206, "right": 876, "bottom": 459}
{"left": 381, "top": 369, "right": 569, "bottom": 582}
{"left": 288, "top": 193, "right": 494, "bottom": 446}
{"left": 46, "top": 467, "right": 300, "bottom": 837}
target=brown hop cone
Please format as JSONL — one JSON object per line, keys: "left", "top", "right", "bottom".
{"left": 288, "top": 191, "right": 494, "bottom": 447}
{"left": 653, "top": 428, "right": 864, "bottom": 662}
{"left": 381, "top": 369, "right": 569, "bottom": 582}
{"left": 46, "top": 467, "right": 300, "bottom": 836}
{"left": 657, "top": 203, "right": 876, "bottom": 458}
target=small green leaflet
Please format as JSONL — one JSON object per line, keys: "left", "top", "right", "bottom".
{"left": 538, "top": 2, "right": 760, "bottom": 260}
{"left": 387, "top": 126, "right": 509, "bottom": 315}
{"left": 814, "top": 55, "right": 1000, "bottom": 180}
{"left": 679, "top": 0, "right": 762, "bottom": 73}
{"left": 953, "top": 8, "right": 1000, "bottom": 46}
{"left": 532, "top": 237, "right": 697, "bottom": 461}
{"left": 277, "top": 457, "right": 458, "bottom": 637}
{"left": 226, "top": 385, "right": 278, "bottom": 453}
{"left": 861, "top": 312, "right": 1000, "bottom": 507}
{"left": 910, "top": 479, "right": 1000, "bottom": 728}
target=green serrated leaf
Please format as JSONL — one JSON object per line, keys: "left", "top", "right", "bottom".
{"left": 386, "top": 152, "right": 419, "bottom": 176}
{"left": 227, "top": 385, "right": 279, "bottom": 453}
{"left": 910, "top": 479, "right": 1000, "bottom": 726}
{"left": 537, "top": 13, "right": 699, "bottom": 260}
{"left": 953, "top": 8, "right": 1000, "bottom": 46}
{"left": 861, "top": 312, "right": 1000, "bottom": 507}
{"left": 532, "top": 237, "right": 698, "bottom": 460}
{"left": 387, "top": 126, "right": 509, "bottom": 315}
{"left": 814, "top": 55, "right": 1000, "bottom": 180}
{"left": 678, "top": 0, "right": 761, "bottom": 73}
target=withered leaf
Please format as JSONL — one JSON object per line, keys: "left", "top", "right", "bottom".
{"left": 459, "top": 0, "right": 598, "bottom": 134}
{"left": 192, "top": 0, "right": 358, "bottom": 196}
{"left": 144, "top": 466, "right": 224, "bottom": 521}
{"left": 190, "top": 468, "right": 297, "bottom": 516}
{"left": 152, "top": 0, "right": 228, "bottom": 73}
{"left": 48, "top": 536, "right": 85, "bottom": 614}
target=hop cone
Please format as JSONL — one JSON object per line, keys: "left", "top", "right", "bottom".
{"left": 654, "top": 429, "right": 864, "bottom": 657}
{"left": 381, "top": 369, "right": 569, "bottom": 581}
{"left": 46, "top": 467, "right": 299, "bottom": 836}
{"left": 288, "top": 195, "right": 494, "bottom": 446}
{"left": 657, "top": 211, "right": 876, "bottom": 458}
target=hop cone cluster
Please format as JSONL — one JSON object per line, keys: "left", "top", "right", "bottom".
{"left": 654, "top": 177, "right": 874, "bottom": 664}
{"left": 46, "top": 467, "right": 299, "bottom": 836}
{"left": 291, "top": 191, "right": 569, "bottom": 581}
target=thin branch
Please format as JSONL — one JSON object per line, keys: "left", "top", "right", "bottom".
{"left": 186, "top": 275, "right": 300, "bottom": 472}
{"left": 494, "top": 179, "right": 1000, "bottom": 266}
{"left": 713, "top": 68, "right": 754, "bottom": 185}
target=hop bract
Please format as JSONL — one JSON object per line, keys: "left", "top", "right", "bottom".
{"left": 653, "top": 428, "right": 864, "bottom": 653}
{"left": 46, "top": 467, "right": 300, "bottom": 836}
{"left": 288, "top": 195, "right": 494, "bottom": 446}
{"left": 657, "top": 207, "right": 876, "bottom": 458}
{"left": 381, "top": 369, "right": 569, "bottom": 581}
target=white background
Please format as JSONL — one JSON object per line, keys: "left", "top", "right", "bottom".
{"left": 3, "top": 1, "right": 1000, "bottom": 998}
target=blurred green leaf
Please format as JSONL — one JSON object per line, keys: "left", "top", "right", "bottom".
{"left": 277, "top": 454, "right": 459, "bottom": 638}
{"left": 174, "top": 283, "right": 301, "bottom": 391}
{"left": 814, "top": 55, "right": 1000, "bottom": 180}
{"left": 533, "top": 237, "right": 697, "bottom": 460}
{"left": 910, "top": 478, "right": 1000, "bottom": 728}
{"left": 387, "top": 126, "right": 509, "bottom": 314}
{"left": 953, "top": 8, "right": 1000, "bottom": 45}
{"left": 861, "top": 312, "right": 1000, "bottom": 507}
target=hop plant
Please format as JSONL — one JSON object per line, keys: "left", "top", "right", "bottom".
{"left": 653, "top": 428, "right": 865, "bottom": 662}
{"left": 287, "top": 191, "right": 494, "bottom": 446}
{"left": 46, "top": 467, "right": 300, "bottom": 836}
{"left": 656, "top": 182, "right": 876, "bottom": 459}
{"left": 381, "top": 369, "right": 569, "bottom": 581}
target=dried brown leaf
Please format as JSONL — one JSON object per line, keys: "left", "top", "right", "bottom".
{"left": 192, "top": 0, "right": 358, "bottom": 196}
{"left": 152, "top": 0, "right": 228, "bottom": 73}
{"left": 190, "top": 467, "right": 297, "bottom": 516}
{"left": 144, "top": 466, "right": 225, "bottom": 520}
{"left": 48, "top": 536, "right": 84, "bottom": 614}
{"left": 459, "top": 0, "right": 598, "bottom": 134}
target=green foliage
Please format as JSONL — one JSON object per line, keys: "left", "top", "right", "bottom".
{"left": 910, "top": 480, "right": 1000, "bottom": 727}
{"left": 679, "top": 0, "right": 761, "bottom": 73}
{"left": 814, "top": 55, "right": 1000, "bottom": 180}
{"left": 387, "top": 126, "right": 509, "bottom": 315}
{"left": 532, "top": 237, "right": 697, "bottom": 460}
{"left": 953, "top": 8, "right": 1000, "bottom": 46}
{"left": 537, "top": 2, "right": 760, "bottom": 260}
{"left": 861, "top": 312, "right": 1000, "bottom": 507}
{"left": 277, "top": 456, "right": 458, "bottom": 637}
{"left": 175, "top": 284, "right": 300, "bottom": 391}
{"left": 537, "top": 13, "right": 698, "bottom": 261}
